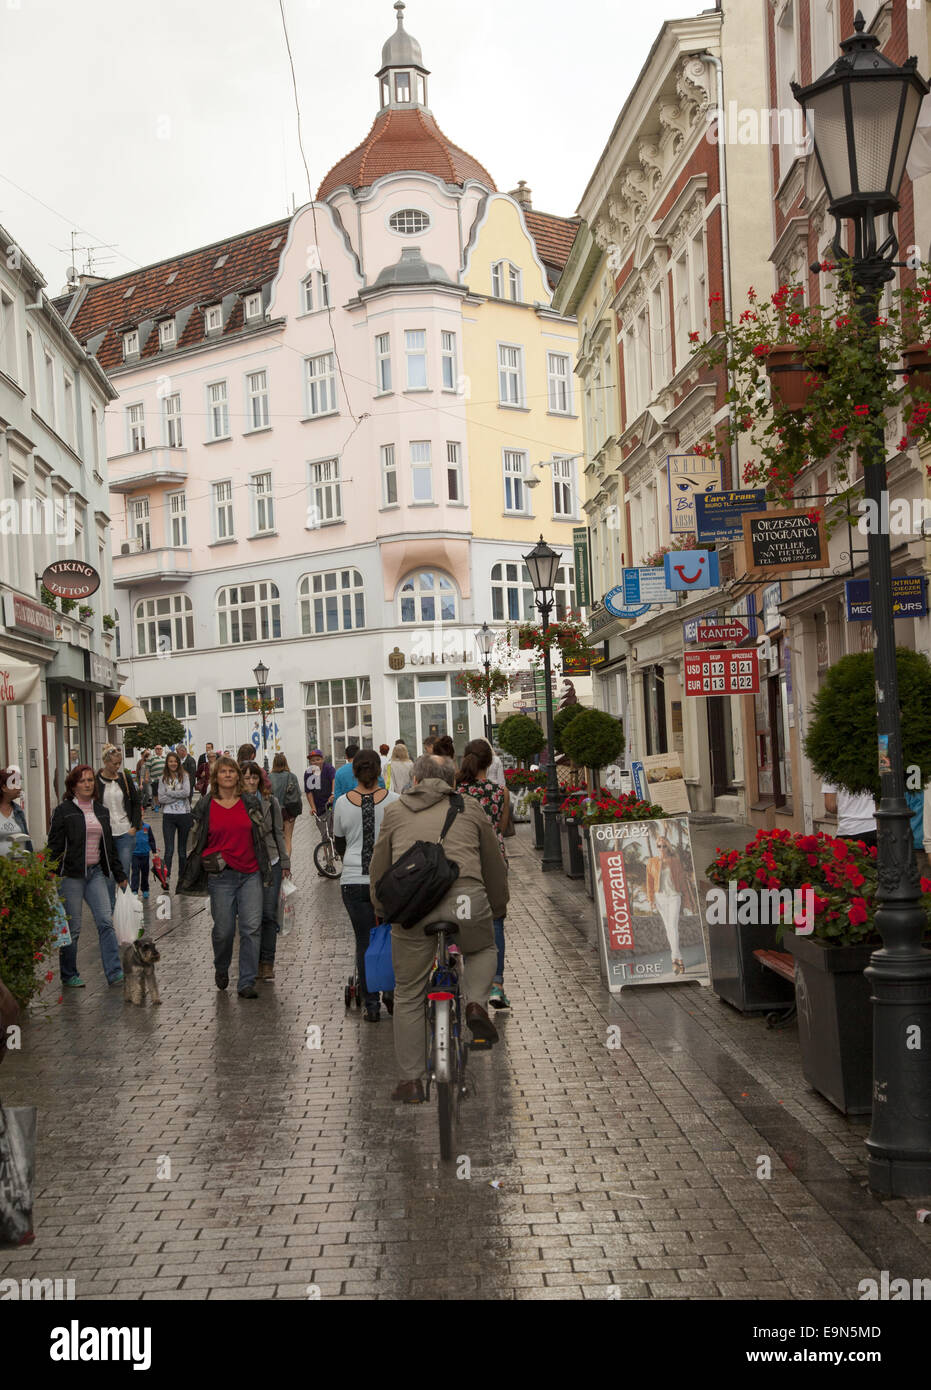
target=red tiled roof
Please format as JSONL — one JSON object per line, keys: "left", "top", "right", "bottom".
{"left": 66, "top": 218, "right": 291, "bottom": 372}
{"left": 522, "top": 209, "right": 580, "bottom": 274}
{"left": 317, "top": 107, "right": 496, "bottom": 199}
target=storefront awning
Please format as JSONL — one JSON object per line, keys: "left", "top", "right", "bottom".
{"left": 0, "top": 654, "right": 41, "bottom": 705}
{"left": 105, "top": 693, "right": 149, "bottom": 727}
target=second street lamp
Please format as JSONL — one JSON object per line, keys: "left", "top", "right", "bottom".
{"left": 475, "top": 621, "right": 496, "bottom": 742}
{"left": 252, "top": 659, "right": 270, "bottom": 772}
{"left": 793, "top": 11, "right": 931, "bottom": 1197}
{"left": 523, "top": 536, "right": 564, "bottom": 872}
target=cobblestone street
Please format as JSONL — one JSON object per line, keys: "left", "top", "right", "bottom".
{"left": 2, "top": 814, "right": 931, "bottom": 1303}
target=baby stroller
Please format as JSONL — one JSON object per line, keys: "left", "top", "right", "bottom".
{"left": 344, "top": 966, "right": 363, "bottom": 1010}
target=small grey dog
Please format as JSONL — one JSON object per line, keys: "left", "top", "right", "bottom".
{"left": 120, "top": 935, "right": 161, "bottom": 1006}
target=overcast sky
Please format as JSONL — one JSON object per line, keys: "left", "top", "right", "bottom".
{"left": 0, "top": 0, "right": 712, "bottom": 292}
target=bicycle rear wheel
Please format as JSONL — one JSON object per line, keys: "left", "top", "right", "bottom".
{"left": 437, "top": 1081, "right": 453, "bottom": 1161}
{"left": 313, "top": 839, "right": 341, "bottom": 878}
{"left": 433, "top": 999, "right": 453, "bottom": 1160}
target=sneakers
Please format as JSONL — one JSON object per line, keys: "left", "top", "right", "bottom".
{"left": 238, "top": 985, "right": 259, "bottom": 999}
{"left": 63, "top": 977, "right": 86, "bottom": 988}
{"left": 465, "top": 1002, "right": 499, "bottom": 1047}
{"left": 391, "top": 1079, "right": 425, "bottom": 1103}
{"left": 488, "top": 985, "right": 511, "bottom": 1010}
{"left": 142, "top": 892, "right": 149, "bottom": 900}
{"left": 215, "top": 970, "right": 229, "bottom": 990}
{"left": 258, "top": 961, "right": 275, "bottom": 982}
{"left": 363, "top": 1005, "right": 380, "bottom": 1022}
{"left": 108, "top": 972, "right": 124, "bottom": 986}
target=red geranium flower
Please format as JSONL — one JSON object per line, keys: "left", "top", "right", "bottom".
{"left": 853, "top": 404, "right": 870, "bottom": 417}
{"left": 688, "top": 331, "right": 700, "bottom": 342}
{"left": 847, "top": 899, "right": 869, "bottom": 927}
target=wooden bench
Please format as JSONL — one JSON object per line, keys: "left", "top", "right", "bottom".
{"left": 752, "top": 949, "right": 796, "bottom": 1028}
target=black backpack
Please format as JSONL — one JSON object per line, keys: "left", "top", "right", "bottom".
{"left": 376, "top": 795, "right": 464, "bottom": 929}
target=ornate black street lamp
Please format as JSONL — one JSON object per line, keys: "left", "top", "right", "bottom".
{"left": 475, "top": 621, "right": 496, "bottom": 743}
{"left": 252, "top": 658, "right": 270, "bottom": 772}
{"left": 793, "top": 11, "right": 931, "bottom": 1197}
{"left": 523, "top": 535, "right": 564, "bottom": 872}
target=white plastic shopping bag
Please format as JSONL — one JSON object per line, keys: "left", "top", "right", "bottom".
{"left": 113, "top": 887, "right": 144, "bottom": 945}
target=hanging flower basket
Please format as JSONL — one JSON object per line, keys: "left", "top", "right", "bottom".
{"left": 459, "top": 667, "right": 511, "bottom": 709}
{"left": 247, "top": 697, "right": 277, "bottom": 716}
{"left": 506, "top": 615, "right": 591, "bottom": 671}
{"left": 765, "top": 344, "right": 825, "bottom": 412}
{"left": 902, "top": 342, "right": 931, "bottom": 396}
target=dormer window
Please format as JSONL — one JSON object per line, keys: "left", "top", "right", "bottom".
{"left": 123, "top": 330, "right": 139, "bottom": 358}
{"left": 301, "top": 271, "right": 330, "bottom": 315}
{"left": 204, "top": 305, "right": 222, "bottom": 333}
{"left": 159, "top": 319, "right": 176, "bottom": 349}
{"left": 243, "top": 292, "right": 262, "bottom": 322}
{"left": 394, "top": 71, "right": 411, "bottom": 102}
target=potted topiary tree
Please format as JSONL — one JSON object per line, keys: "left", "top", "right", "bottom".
{"left": 560, "top": 710, "right": 625, "bottom": 880}
{"left": 497, "top": 714, "right": 546, "bottom": 849}
{"left": 790, "top": 648, "right": 931, "bottom": 1112}
{"left": 123, "top": 708, "right": 186, "bottom": 758}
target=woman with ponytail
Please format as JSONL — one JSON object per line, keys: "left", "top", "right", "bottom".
{"left": 456, "top": 739, "right": 511, "bottom": 1010}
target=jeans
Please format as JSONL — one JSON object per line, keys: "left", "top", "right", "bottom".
{"left": 162, "top": 812, "right": 193, "bottom": 884}
{"left": 208, "top": 868, "right": 263, "bottom": 991}
{"left": 391, "top": 925, "right": 496, "bottom": 1080}
{"left": 493, "top": 917, "right": 505, "bottom": 984}
{"left": 340, "top": 882, "right": 382, "bottom": 1008}
{"left": 108, "top": 833, "right": 135, "bottom": 909}
{"left": 59, "top": 866, "right": 123, "bottom": 984}
{"left": 130, "top": 855, "right": 150, "bottom": 893}
{"left": 259, "top": 861, "right": 283, "bottom": 964}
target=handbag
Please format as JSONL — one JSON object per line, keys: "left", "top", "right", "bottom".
{"left": 375, "top": 794, "right": 463, "bottom": 929}
{"left": 49, "top": 896, "right": 72, "bottom": 949}
{"left": 0, "top": 1101, "right": 36, "bottom": 1245}
{"left": 113, "top": 886, "right": 144, "bottom": 945}
{"left": 364, "top": 923, "right": 395, "bottom": 993}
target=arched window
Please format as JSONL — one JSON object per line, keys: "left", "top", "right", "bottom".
{"left": 299, "top": 569, "right": 365, "bottom": 635}
{"left": 491, "top": 562, "right": 578, "bottom": 623}
{"left": 134, "top": 594, "right": 194, "bottom": 656}
{"left": 491, "top": 260, "right": 522, "bottom": 302}
{"left": 217, "top": 582, "right": 281, "bottom": 645}
{"left": 398, "top": 570, "right": 458, "bottom": 624}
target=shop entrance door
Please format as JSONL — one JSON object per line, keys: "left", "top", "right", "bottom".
{"left": 707, "top": 696, "right": 736, "bottom": 797}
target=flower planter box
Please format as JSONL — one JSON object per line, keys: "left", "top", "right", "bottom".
{"left": 785, "top": 932, "right": 874, "bottom": 1116}
{"left": 531, "top": 801, "right": 544, "bottom": 850}
{"left": 563, "top": 818, "right": 585, "bottom": 879}
{"left": 766, "top": 345, "right": 821, "bottom": 411}
{"left": 706, "top": 917, "right": 796, "bottom": 1015}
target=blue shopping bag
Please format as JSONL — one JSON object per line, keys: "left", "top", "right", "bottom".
{"left": 364, "top": 923, "right": 395, "bottom": 993}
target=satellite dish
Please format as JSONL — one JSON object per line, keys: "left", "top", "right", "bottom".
{"left": 67, "top": 266, "right": 79, "bottom": 281}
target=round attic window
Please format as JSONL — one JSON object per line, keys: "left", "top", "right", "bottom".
{"left": 389, "top": 209, "right": 430, "bottom": 235}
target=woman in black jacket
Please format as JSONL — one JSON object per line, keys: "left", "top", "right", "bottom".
{"left": 46, "top": 764, "right": 129, "bottom": 989}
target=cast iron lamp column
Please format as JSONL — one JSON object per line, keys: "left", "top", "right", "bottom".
{"left": 475, "top": 622, "right": 496, "bottom": 743}
{"left": 794, "top": 12, "right": 931, "bottom": 1196}
{"left": 253, "top": 659, "right": 270, "bottom": 772}
{"left": 523, "top": 537, "right": 564, "bottom": 872}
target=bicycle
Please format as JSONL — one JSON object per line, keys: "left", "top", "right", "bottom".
{"left": 312, "top": 808, "right": 342, "bottom": 879}
{"left": 423, "top": 921, "right": 469, "bottom": 1161}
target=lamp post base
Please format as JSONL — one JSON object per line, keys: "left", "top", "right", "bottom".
{"left": 864, "top": 941, "right": 931, "bottom": 1200}
{"left": 542, "top": 801, "right": 563, "bottom": 872}
{"left": 867, "top": 1156, "right": 931, "bottom": 1199}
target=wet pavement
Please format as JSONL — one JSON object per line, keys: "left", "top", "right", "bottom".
{"left": 2, "top": 812, "right": 931, "bottom": 1301}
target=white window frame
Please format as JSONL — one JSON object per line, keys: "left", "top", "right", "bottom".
{"left": 204, "top": 305, "right": 223, "bottom": 334}
{"left": 381, "top": 443, "right": 398, "bottom": 506}
{"left": 498, "top": 343, "right": 524, "bottom": 407}
{"left": 298, "top": 569, "right": 366, "bottom": 636}
{"left": 62, "top": 373, "right": 76, "bottom": 447}
{"left": 388, "top": 209, "right": 431, "bottom": 236}
{"left": 122, "top": 330, "right": 139, "bottom": 358}
{"left": 375, "top": 333, "right": 392, "bottom": 392}
{"left": 207, "top": 380, "right": 230, "bottom": 440}
{"left": 441, "top": 331, "right": 457, "bottom": 390}
{"left": 212, "top": 479, "right": 234, "bottom": 540}
{"left": 300, "top": 271, "right": 330, "bottom": 315}
{"left": 503, "top": 449, "right": 530, "bottom": 515}
{"left": 491, "top": 260, "right": 521, "bottom": 301}
{"left": 308, "top": 456, "right": 342, "bottom": 524}
{"left": 304, "top": 353, "right": 337, "bottom": 417}
{"left": 491, "top": 561, "right": 577, "bottom": 623}
{"left": 552, "top": 455, "right": 576, "bottom": 519}
{"left": 127, "top": 403, "right": 146, "bottom": 453}
{"left": 405, "top": 330, "right": 428, "bottom": 390}
{"left": 251, "top": 471, "right": 275, "bottom": 534}
{"left": 134, "top": 594, "right": 194, "bottom": 656}
{"left": 0, "top": 291, "right": 17, "bottom": 381}
{"left": 446, "top": 441, "right": 462, "bottom": 503}
{"left": 245, "top": 369, "right": 270, "bottom": 431}
{"left": 398, "top": 571, "right": 459, "bottom": 625}
{"left": 164, "top": 392, "right": 183, "bottom": 448}
{"left": 128, "top": 496, "right": 151, "bottom": 551}
{"left": 159, "top": 319, "right": 176, "bottom": 349}
{"left": 243, "top": 292, "right": 262, "bottom": 322}
{"left": 167, "top": 490, "right": 187, "bottom": 547}
{"left": 216, "top": 582, "right": 282, "bottom": 646}
{"left": 546, "top": 351, "right": 572, "bottom": 414}
{"left": 43, "top": 348, "right": 55, "bottom": 425}
{"left": 410, "top": 441, "right": 433, "bottom": 503}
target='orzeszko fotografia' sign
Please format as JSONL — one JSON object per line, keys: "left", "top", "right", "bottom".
{"left": 741, "top": 510, "right": 829, "bottom": 576}
{"left": 41, "top": 560, "right": 101, "bottom": 600}
{"left": 591, "top": 815, "right": 709, "bottom": 992}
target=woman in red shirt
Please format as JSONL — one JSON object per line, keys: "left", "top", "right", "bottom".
{"left": 179, "top": 756, "right": 269, "bottom": 998}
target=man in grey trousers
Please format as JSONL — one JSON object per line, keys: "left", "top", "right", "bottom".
{"left": 369, "top": 754, "right": 509, "bottom": 1103}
